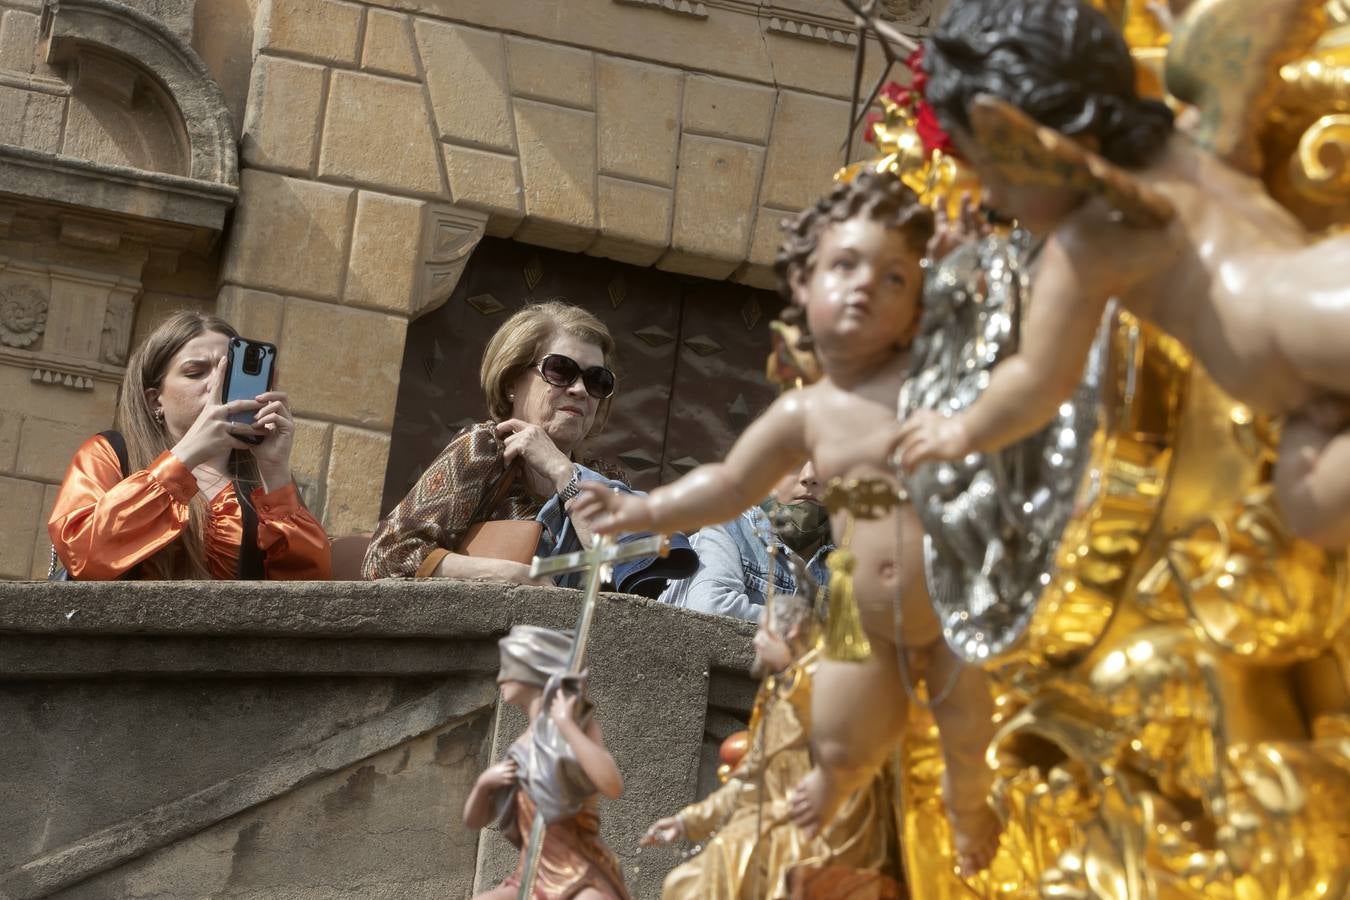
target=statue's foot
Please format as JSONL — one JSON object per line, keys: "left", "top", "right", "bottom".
{"left": 948, "top": 801, "right": 1003, "bottom": 877}
{"left": 788, "top": 767, "right": 839, "bottom": 838}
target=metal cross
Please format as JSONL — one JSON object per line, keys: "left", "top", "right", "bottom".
{"left": 516, "top": 532, "right": 670, "bottom": 899}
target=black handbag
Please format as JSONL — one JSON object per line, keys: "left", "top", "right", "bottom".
{"left": 48, "top": 431, "right": 263, "bottom": 581}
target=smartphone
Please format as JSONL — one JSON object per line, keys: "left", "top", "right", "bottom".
{"left": 223, "top": 336, "right": 277, "bottom": 445}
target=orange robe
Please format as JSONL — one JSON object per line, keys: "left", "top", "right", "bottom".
{"left": 500, "top": 790, "right": 631, "bottom": 900}
{"left": 48, "top": 434, "right": 331, "bottom": 580}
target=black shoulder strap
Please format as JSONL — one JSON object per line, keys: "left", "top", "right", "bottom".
{"left": 89, "top": 430, "right": 138, "bottom": 580}
{"left": 98, "top": 430, "right": 130, "bottom": 477}
{"left": 235, "top": 479, "right": 265, "bottom": 580}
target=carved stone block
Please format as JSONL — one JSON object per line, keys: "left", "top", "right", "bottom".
{"left": 415, "top": 20, "right": 515, "bottom": 153}
{"left": 325, "top": 425, "right": 391, "bottom": 536}
{"left": 282, "top": 297, "right": 406, "bottom": 430}
{"left": 344, "top": 191, "right": 427, "bottom": 315}
{"left": 317, "top": 71, "right": 444, "bottom": 197}
{"left": 221, "top": 170, "right": 353, "bottom": 301}
{"left": 666, "top": 135, "right": 763, "bottom": 277}
{"left": 595, "top": 56, "right": 682, "bottom": 186}
{"left": 512, "top": 100, "right": 597, "bottom": 251}
{"left": 0, "top": 283, "right": 47, "bottom": 349}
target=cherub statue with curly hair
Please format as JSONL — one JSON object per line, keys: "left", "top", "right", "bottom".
{"left": 894, "top": 0, "right": 1350, "bottom": 548}
{"left": 574, "top": 170, "right": 1004, "bottom": 876}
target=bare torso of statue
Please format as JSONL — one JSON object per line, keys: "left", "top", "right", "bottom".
{"left": 901, "top": 0, "right": 1350, "bottom": 547}
{"left": 800, "top": 369, "right": 941, "bottom": 648}
{"left": 575, "top": 171, "right": 1004, "bottom": 876}
{"left": 1096, "top": 136, "right": 1350, "bottom": 417}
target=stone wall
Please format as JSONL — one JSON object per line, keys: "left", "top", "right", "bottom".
{"left": 0, "top": 0, "right": 937, "bottom": 572}
{"left": 0, "top": 579, "right": 757, "bottom": 898}
{"left": 219, "top": 0, "right": 919, "bottom": 536}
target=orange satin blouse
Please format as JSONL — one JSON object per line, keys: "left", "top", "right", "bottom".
{"left": 48, "top": 434, "right": 332, "bottom": 581}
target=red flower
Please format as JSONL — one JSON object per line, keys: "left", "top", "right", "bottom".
{"left": 880, "top": 81, "right": 906, "bottom": 104}
{"left": 915, "top": 103, "right": 952, "bottom": 156}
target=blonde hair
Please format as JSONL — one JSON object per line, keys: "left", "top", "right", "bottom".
{"left": 479, "top": 301, "right": 617, "bottom": 436}
{"left": 116, "top": 310, "right": 259, "bottom": 579}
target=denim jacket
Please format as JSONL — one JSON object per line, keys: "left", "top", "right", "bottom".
{"left": 537, "top": 465, "right": 698, "bottom": 598}
{"left": 658, "top": 505, "right": 831, "bottom": 622}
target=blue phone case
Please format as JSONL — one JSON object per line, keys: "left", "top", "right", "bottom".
{"left": 223, "top": 337, "right": 276, "bottom": 445}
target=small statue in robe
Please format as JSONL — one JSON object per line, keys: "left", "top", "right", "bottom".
{"left": 463, "top": 625, "right": 630, "bottom": 900}
{"left": 642, "top": 589, "right": 904, "bottom": 899}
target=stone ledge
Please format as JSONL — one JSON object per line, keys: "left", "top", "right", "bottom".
{"left": 0, "top": 580, "right": 755, "bottom": 898}
{"left": 0, "top": 579, "right": 753, "bottom": 648}
{"left": 0, "top": 145, "right": 237, "bottom": 250}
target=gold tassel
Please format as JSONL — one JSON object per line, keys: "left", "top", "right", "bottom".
{"left": 824, "top": 547, "right": 872, "bottom": 661}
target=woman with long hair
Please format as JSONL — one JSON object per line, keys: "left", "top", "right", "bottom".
{"left": 48, "top": 311, "right": 330, "bottom": 580}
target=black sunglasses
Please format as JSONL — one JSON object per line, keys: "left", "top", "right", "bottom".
{"left": 534, "top": 353, "right": 616, "bottom": 400}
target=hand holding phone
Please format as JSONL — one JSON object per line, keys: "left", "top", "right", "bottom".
{"left": 223, "top": 337, "right": 277, "bottom": 445}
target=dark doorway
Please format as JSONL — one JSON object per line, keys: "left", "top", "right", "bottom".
{"left": 381, "top": 238, "right": 786, "bottom": 512}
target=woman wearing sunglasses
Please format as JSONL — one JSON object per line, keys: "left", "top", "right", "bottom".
{"left": 362, "top": 301, "right": 695, "bottom": 594}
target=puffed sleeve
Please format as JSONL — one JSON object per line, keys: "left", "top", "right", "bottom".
{"left": 360, "top": 423, "right": 502, "bottom": 579}
{"left": 254, "top": 483, "right": 332, "bottom": 580}
{"left": 48, "top": 435, "right": 198, "bottom": 580}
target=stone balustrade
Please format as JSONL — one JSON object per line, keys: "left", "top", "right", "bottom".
{"left": 0, "top": 580, "right": 756, "bottom": 898}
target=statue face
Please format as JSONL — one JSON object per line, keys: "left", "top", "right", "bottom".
{"left": 2, "top": 295, "right": 35, "bottom": 330}
{"left": 794, "top": 217, "right": 924, "bottom": 363}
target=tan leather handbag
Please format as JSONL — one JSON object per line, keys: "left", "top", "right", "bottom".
{"left": 457, "top": 464, "right": 543, "bottom": 565}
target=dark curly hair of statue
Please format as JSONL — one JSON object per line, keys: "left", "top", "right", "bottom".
{"left": 774, "top": 169, "right": 934, "bottom": 305}
{"left": 923, "top": 0, "right": 1174, "bottom": 169}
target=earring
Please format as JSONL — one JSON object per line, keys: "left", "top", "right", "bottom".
{"left": 153, "top": 408, "right": 165, "bottom": 425}
{"left": 508, "top": 393, "right": 515, "bottom": 401}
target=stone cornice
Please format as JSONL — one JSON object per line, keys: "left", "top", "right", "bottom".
{"left": 41, "top": 0, "right": 239, "bottom": 186}
{"left": 0, "top": 144, "right": 238, "bottom": 252}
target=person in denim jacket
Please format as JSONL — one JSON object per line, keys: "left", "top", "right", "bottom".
{"left": 537, "top": 463, "right": 696, "bottom": 597}
{"left": 660, "top": 463, "right": 831, "bottom": 621}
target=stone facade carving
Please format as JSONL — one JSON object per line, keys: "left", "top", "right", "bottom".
{"left": 613, "top": 0, "right": 709, "bottom": 17}
{"left": 99, "top": 292, "right": 133, "bottom": 364}
{"left": 416, "top": 204, "right": 489, "bottom": 319}
{"left": 878, "top": 0, "right": 937, "bottom": 28}
{"left": 31, "top": 367, "right": 94, "bottom": 390}
{"left": 0, "top": 284, "right": 48, "bottom": 349}
{"left": 42, "top": 0, "right": 240, "bottom": 187}
{"left": 765, "top": 16, "right": 859, "bottom": 45}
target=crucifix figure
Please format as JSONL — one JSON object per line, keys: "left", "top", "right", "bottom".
{"left": 512, "top": 533, "right": 670, "bottom": 900}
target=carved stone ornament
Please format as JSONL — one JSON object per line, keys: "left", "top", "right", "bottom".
{"left": 0, "top": 284, "right": 49, "bottom": 348}
{"left": 101, "top": 294, "right": 135, "bottom": 365}
{"left": 877, "top": 0, "right": 934, "bottom": 28}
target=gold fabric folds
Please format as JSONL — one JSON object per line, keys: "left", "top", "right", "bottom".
{"left": 663, "top": 648, "right": 899, "bottom": 899}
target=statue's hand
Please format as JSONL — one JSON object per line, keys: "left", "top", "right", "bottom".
{"left": 479, "top": 758, "right": 517, "bottom": 790}
{"left": 640, "top": 816, "right": 684, "bottom": 847}
{"left": 894, "top": 410, "right": 974, "bottom": 470}
{"left": 571, "top": 482, "right": 655, "bottom": 535}
{"left": 549, "top": 688, "right": 583, "bottom": 728}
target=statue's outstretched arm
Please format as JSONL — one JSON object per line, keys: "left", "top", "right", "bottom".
{"left": 577, "top": 392, "right": 810, "bottom": 537}
{"left": 958, "top": 235, "right": 1111, "bottom": 454}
